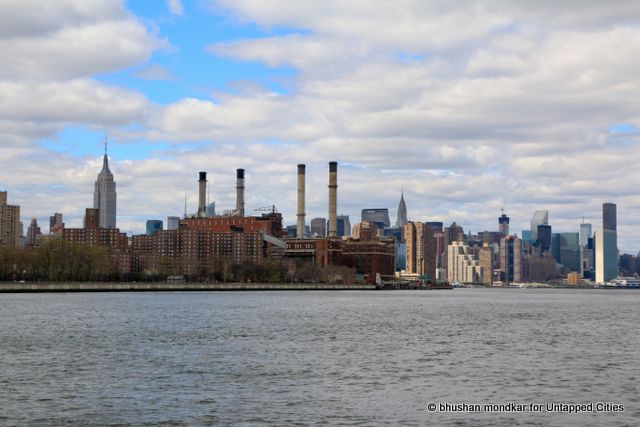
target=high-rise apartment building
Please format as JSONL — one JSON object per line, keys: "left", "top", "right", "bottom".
{"left": 479, "top": 243, "right": 493, "bottom": 285}
{"left": 447, "top": 241, "right": 484, "bottom": 284}
{"left": 443, "top": 222, "right": 464, "bottom": 276}
{"left": 93, "top": 141, "right": 117, "bottom": 228}
{"left": 404, "top": 222, "right": 436, "bottom": 280}
{"left": 500, "top": 235, "right": 522, "bottom": 283}
{"left": 0, "top": 191, "right": 20, "bottom": 247}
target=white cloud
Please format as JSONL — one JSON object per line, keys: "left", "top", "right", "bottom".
{"left": 0, "top": 0, "right": 164, "bottom": 81}
{"left": 0, "top": 80, "right": 148, "bottom": 126}
{"left": 135, "top": 64, "right": 175, "bottom": 81}
{"left": 3, "top": 1, "right": 640, "bottom": 252}
{"left": 167, "top": 0, "right": 184, "bottom": 16}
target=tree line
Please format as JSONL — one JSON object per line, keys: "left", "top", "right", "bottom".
{"left": 0, "top": 240, "right": 357, "bottom": 284}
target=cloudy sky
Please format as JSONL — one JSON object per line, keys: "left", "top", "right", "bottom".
{"left": 1, "top": 0, "right": 639, "bottom": 251}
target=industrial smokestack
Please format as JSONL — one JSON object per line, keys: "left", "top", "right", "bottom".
{"left": 236, "top": 168, "right": 245, "bottom": 216}
{"left": 198, "top": 171, "right": 207, "bottom": 217}
{"left": 297, "top": 164, "right": 306, "bottom": 238}
{"left": 328, "top": 161, "right": 338, "bottom": 237}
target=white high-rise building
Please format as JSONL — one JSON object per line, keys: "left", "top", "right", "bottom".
{"left": 579, "top": 223, "right": 592, "bottom": 247}
{"left": 595, "top": 229, "right": 617, "bottom": 284}
{"left": 93, "top": 140, "right": 117, "bottom": 229}
{"left": 447, "top": 241, "right": 483, "bottom": 284}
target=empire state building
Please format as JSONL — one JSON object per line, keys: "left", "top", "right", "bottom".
{"left": 94, "top": 141, "right": 117, "bottom": 228}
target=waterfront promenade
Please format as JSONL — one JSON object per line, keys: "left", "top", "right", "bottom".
{"left": 0, "top": 282, "right": 376, "bottom": 292}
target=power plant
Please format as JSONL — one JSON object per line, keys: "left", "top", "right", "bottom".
{"left": 236, "top": 168, "right": 245, "bottom": 217}
{"left": 296, "top": 164, "right": 305, "bottom": 238}
{"left": 328, "top": 161, "right": 338, "bottom": 237}
{"left": 197, "top": 171, "right": 207, "bottom": 218}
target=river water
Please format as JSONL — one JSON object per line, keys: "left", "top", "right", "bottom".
{"left": 0, "top": 288, "right": 638, "bottom": 426}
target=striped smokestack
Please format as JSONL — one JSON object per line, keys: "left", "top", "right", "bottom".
{"left": 198, "top": 171, "right": 207, "bottom": 217}
{"left": 236, "top": 168, "right": 245, "bottom": 216}
{"left": 297, "top": 164, "right": 305, "bottom": 238}
{"left": 328, "top": 161, "right": 338, "bottom": 237}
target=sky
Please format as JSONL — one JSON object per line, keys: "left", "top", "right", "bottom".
{"left": 1, "top": 0, "right": 639, "bottom": 251}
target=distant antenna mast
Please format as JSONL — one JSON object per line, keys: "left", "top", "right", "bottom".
{"left": 184, "top": 192, "right": 187, "bottom": 219}
{"left": 104, "top": 136, "right": 108, "bottom": 156}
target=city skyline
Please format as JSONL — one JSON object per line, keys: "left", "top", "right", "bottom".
{"left": 1, "top": 1, "right": 639, "bottom": 251}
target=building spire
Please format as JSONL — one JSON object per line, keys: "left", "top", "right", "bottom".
{"left": 102, "top": 136, "right": 110, "bottom": 172}
{"left": 396, "top": 188, "right": 408, "bottom": 228}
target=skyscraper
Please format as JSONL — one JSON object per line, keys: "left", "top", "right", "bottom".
{"left": 498, "top": 212, "right": 509, "bottom": 236}
{"left": 26, "top": 217, "right": 41, "bottom": 246}
{"left": 338, "top": 215, "right": 351, "bottom": 237}
{"left": 536, "top": 224, "right": 552, "bottom": 252}
{"left": 596, "top": 202, "right": 618, "bottom": 283}
{"left": 361, "top": 209, "right": 390, "bottom": 229}
{"left": 579, "top": 223, "right": 592, "bottom": 247}
{"left": 500, "top": 235, "right": 522, "bottom": 283}
{"left": 530, "top": 210, "right": 548, "bottom": 241}
{"left": 311, "top": 217, "right": 326, "bottom": 237}
{"left": 395, "top": 191, "right": 407, "bottom": 229}
{"left": 579, "top": 222, "right": 593, "bottom": 278}
{"left": 603, "top": 203, "right": 617, "bottom": 231}
{"left": 207, "top": 202, "right": 216, "bottom": 218}
{"left": 146, "top": 220, "right": 163, "bottom": 236}
{"left": 442, "top": 222, "right": 464, "bottom": 276}
{"left": 595, "top": 229, "right": 617, "bottom": 283}
{"left": 479, "top": 243, "right": 493, "bottom": 285}
{"left": 49, "top": 212, "right": 63, "bottom": 233}
{"left": 93, "top": 140, "right": 117, "bottom": 229}
{"left": 404, "top": 222, "right": 436, "bottom": 279}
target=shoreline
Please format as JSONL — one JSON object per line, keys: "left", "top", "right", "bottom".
{"left": 0, "top": 282, "right": 636, "bottom": 292}
{"left": 0, "top": 282, "right": 377, "bottom": 292}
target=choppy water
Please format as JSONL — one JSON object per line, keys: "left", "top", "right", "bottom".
{"left": 0, "top": 289, "right": 638, "bottom": 426}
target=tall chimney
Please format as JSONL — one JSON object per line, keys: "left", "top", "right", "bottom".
{"left": 198, "top": 171, "right": 207, "bottom": 217}
{"left": 297, "top": 164, "right": 306, "bottom": 238}
{"left": 328, "top": 161, "right": 338, "bottom": 237}
{"left": 236, "top": 168, "right": 245, "bottom": 216}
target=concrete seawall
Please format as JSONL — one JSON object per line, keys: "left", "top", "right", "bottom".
{"left": 0, "top": 282, "right": 376, "bottom": 292}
